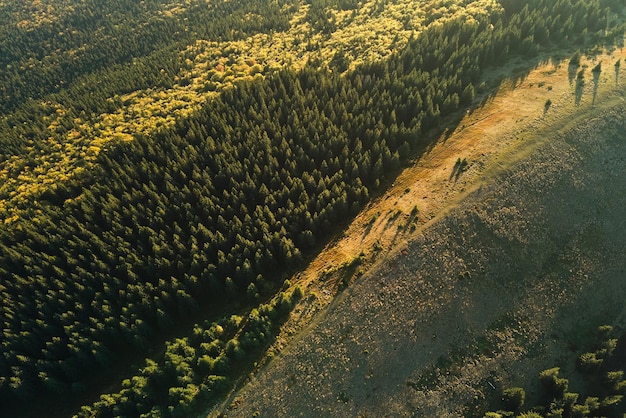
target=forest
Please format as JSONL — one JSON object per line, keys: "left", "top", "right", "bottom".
{"left": 0, "top": 0, "right": 292, "bottom": 115}
{"left": 0, "top": 0, "right": 625, "bottom": 416}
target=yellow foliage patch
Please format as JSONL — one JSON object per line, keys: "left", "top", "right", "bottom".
{"left": 0, "top": 0, "right": 501, "bottom": 222}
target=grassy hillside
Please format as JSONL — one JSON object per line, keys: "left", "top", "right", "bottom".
{"left": 221, "top": 99, "right": 626, "bottom": 417}
{"left": 0, "top": 0, "right": 624, "bottom": 417}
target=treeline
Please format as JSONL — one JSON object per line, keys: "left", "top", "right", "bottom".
{"left": 0, "top": 0, "right": 624, "bottom": 416}
{"left": 76, "top": 287, "right": 301, "bottom": 418}
{"left": 485, "top": 325, "right": 626, "bottom": 417}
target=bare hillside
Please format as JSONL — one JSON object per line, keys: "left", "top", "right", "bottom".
{"left": 212, "top": 84, "right": 626, "bottom": 416}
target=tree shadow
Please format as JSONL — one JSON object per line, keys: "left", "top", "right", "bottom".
{"left": 615, "top": 60, "right": 621, "bottom": 85}
{"left": 385, "top": 209, "right": 402, "bottom": 226}
{"left": 449, "top": 158, "right": 468, "bottom": 182}
{"left": 568, "top": 63, "right": 579, "bottom": 86}
{"left": 362, "top": 218, "right": 375, "bottom": 237}
{"left": 361, "top": 207, "right": 402, "bottom": 240}
{"left": 575, "top": 79, "right": 585, "bottom": 106}
{"left": 543, "top": 99, "right": 552, "bottom": 117}
{"left": 440, "top": 127, "right": 455, "bottom": 144}
{"left": 592, "top": 64, "right": 601, "bottom": 105}
{"left": 512, "top": 70, "right": 530, "bottom": 88}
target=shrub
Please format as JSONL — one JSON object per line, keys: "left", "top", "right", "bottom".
{"left": 539, "top": 367, "right": 569, "bottom": 399}
{"left": 578, "top": 351, "right": 603, "bottom": 373}
{"left": 502, "top": 387, "right": 525, "bottom": 411}
{"left": 292, "top": 285, "right": 304, "bottom": 300}
{"left": 225, "top": 338, "right": 245, "bottom": 360}
{"left": 563, "top": 391, "right": 579, "bottom": 407}
{"left": 517, "top": 412, "right": 543, "bottom": 418}
{"left": 570, "top": 403, "right": 590, "bottom": 418}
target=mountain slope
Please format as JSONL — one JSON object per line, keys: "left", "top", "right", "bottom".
{"left": 214, "top": 52, "right": 626, "bottom": 417}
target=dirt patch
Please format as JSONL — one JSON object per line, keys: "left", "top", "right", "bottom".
{"left": 207, "top": 48, "right": 626, "bottom": 417}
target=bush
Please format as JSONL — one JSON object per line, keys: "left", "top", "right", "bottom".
{"left": 563, "top": 391, "right": 579, "bottom": 407}
{"left": 517, "top": 412, "right": 543, "bottom": 418}
{"left": 502, "top": 387, "right": 525, "bottom": 411}
{"left": 570, "top": 403, "right": 590, "bottom": 418}
{"left": 292, "top": 285, "right": 304, "bottom": 300}
{"left": 539, "top": 367, "right": 569, "bottom": 399}
{"left": 225, "top": 338, "right": 245, "bottom": 360}
{"left": 578, "top": 351, "right": 603, "bottom": 373}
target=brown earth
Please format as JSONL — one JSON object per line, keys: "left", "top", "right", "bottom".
{"left": 207, "top": 47, "right": 626, "bottom": 417}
